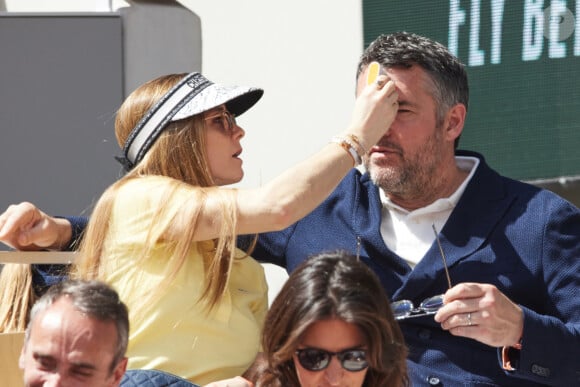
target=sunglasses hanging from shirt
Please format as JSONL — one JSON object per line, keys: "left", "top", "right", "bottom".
{"left": 391, "top": 224, "right": 453, "bottom": 320}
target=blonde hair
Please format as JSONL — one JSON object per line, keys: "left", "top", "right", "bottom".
{"left": 73, "top": 73, "right": 244, "bottom": 314}
{"left": 0, "top": 264, "right": 36, "bottom": 332}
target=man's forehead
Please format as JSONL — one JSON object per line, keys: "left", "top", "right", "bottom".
{"left": 356, "top": 64, "right": 433, "bottom": 99}
{"left": 355, "top": 65, "right": 405, "bottom": 95}
{"left": 35, "top": 304, "right": 66, "bottom": 330}
{"left": 22, "top": 297, "right": 123, "bottom": 386}
{"left": 30, "top": 299, "right": 117, "bottom": 352}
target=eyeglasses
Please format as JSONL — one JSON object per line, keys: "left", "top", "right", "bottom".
{"left": 392, "top": 294, "right": 446, "bottom": 320}
{"left": 204, "top": 110, "right": 237, "bottom": 133}
{"left": 295, "top": 348, "right": 369, "bottom": 372}
{"left": 391, "top": 224, "right": 453, "bottom": 320}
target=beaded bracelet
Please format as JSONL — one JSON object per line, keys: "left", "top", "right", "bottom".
{"left": 331, "top": 136, "right": 363, "bottom": 166}
{"left": 345, "top": 134, "right": 367, "bottom": 156}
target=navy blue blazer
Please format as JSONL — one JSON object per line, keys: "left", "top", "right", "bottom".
{"left": 252, "top": 150, "right": 580, "bottom": 386}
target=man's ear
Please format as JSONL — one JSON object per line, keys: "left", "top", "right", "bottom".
{"left": 19, "top": 343, "right": 27, "bottom": 370}
{"left": 444, "top": 103, "right": 466, "bottom": 142}
{"left": 111, "top": 357, "right": 128, "bottom": 386}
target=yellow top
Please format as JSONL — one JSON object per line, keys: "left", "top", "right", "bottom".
{"left": 99, "top": 176, "right": 268, "bottom": 385}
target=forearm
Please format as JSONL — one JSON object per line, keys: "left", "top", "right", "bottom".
{"left": 237, "top": 141, "right": 355, "bottom": 233}
{"left": 47, "top": 217, "right": 74, "bottom": 250}
{"left": 236, "top": 75, "right": 397, "bottom": 233}
{"left": 188, "top": 75, "right": 397, "bottom": 240}
{"left": 0, "top": 202, "right": 76, "bottom": 251}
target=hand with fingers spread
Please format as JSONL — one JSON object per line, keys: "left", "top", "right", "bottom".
{"left": 345, "top": 73, "right": 398, "bottom": 156}
{"left": 435, "top": 282, "right": 524, "bottom": 348}
{"left": 0, "top": 202, "right": 72, "bottom": 251}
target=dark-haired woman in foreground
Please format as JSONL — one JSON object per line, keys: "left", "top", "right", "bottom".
{"left": 255, "top": 251, "right": 409, "bottom": 387}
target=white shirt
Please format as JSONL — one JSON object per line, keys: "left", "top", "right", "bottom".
{"left": 379, "top": 156, "right": 479, "bottom": 268}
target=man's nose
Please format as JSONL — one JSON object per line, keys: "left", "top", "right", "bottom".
{"left": 324, "top": 357, "right": 344, "bottom": 386}
{"left": 43, "top": 373, "right": 65, "bottom": 387}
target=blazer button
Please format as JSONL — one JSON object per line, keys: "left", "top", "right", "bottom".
{"left": 426, "top": 375, "right": 441, "bottom": 385}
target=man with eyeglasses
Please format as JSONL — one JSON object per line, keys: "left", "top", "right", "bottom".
{"left": 1, "top": 32, "right": 579, "bottom": 386}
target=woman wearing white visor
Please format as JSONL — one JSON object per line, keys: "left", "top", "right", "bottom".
{"left": 34, "top": 71, "right": 398, "bottom": 385}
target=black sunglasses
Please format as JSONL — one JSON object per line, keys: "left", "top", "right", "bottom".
{"left": 295, "top": 348, "right": 369, "bottom": 372}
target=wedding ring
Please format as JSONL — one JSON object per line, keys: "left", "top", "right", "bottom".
{"left": 467, "top": 312, "right": 472, "bottom": 326}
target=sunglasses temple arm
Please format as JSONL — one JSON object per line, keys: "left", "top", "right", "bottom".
{"left": 432, "top": 224, "right": 453, "bottom": 289}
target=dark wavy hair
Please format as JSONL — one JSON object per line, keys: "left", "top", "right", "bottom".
{"left": 256, "top": 251, "right": 409, "bottom": 387}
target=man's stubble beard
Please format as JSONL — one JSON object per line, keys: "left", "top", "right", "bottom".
{"left": 366, "top": 127, "right": 444, "bottom": 201}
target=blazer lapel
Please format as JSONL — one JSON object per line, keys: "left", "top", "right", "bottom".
{"left": 394, "top": 153, "right": 518, "bottom": 301}
{"left": 354, "top": 174, "right": 411, "bottom": 296}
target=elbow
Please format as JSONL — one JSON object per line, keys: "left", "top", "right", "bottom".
{"left": 267, "top": 201, "right": 299, "bottom": 231}
{"left": 252, "top": 184, "right": 308, "bottom": 232}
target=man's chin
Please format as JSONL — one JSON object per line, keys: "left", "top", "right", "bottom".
{"left": 369, "top": 166, "right": 400, "bottom": 187}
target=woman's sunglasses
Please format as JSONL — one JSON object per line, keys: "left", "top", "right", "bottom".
{"left": 204, "top": 110, "right": 237, "bottom": 133}
{"left": 295, "top": 348, "right": 369, "bottom": 372}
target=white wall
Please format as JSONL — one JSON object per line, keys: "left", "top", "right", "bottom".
{"left": 179, "top": 0, "right": 364, "bottom": 197}
{"left": 6, "top": 0, "right": 363, "bottom": 188}
{"left": 4, "top": 0, "right": 364, "bottom": 301}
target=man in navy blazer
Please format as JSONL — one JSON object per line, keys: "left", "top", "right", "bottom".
{"left": 251, "top": 32, "right": 580, "bottom": 386}
{"left": 1, "top": 32, "right": 578, "bottom": 386}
